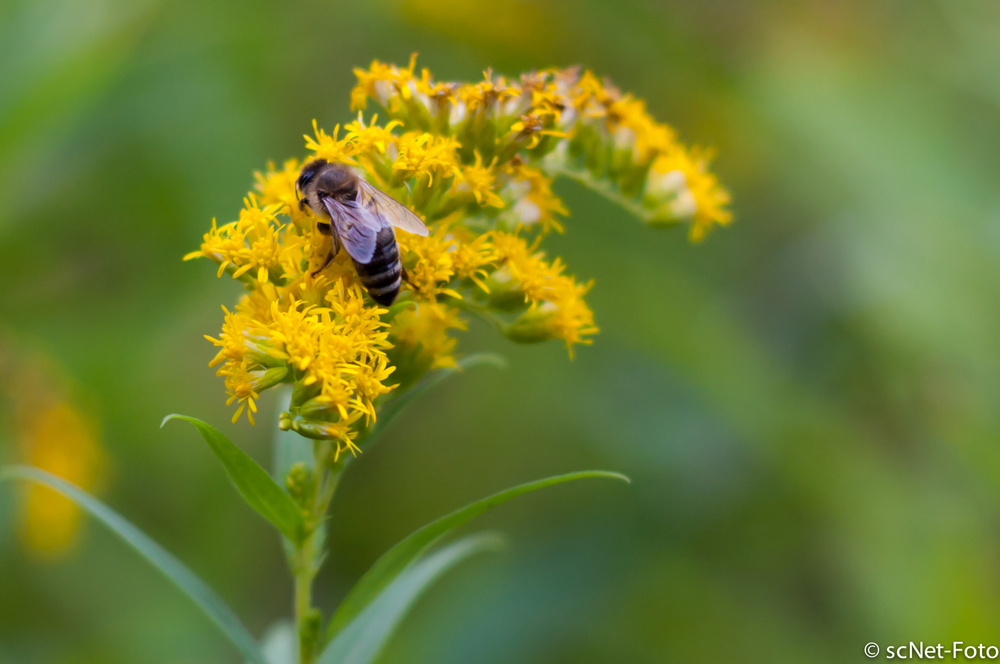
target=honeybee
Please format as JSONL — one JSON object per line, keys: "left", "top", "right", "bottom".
{"left": 296, "top": 159, "right": 429, "bottom": 305}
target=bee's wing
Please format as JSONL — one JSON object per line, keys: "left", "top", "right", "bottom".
{"left": 321, "top": 195, "right": 380, "bottom": 264}
{"left": 359, "top": 180, "right": 429, "bottom": 237}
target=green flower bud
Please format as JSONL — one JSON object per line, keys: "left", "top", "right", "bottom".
{"left": 253, "top": 366, "right": 289, "bottom": 392}
{"left": 402, "top": 93, "right": 435, "bottom": 133}
{"left": 484, "top": 269, "right": 528, "bottom": 312}
{"left": 290, "top": 380, "right": 322, "bottom": 407}
{"left": 608, "top": 126, "right": 637, "bottom": 181}
{"left": 297, "top": 397, "right": 339, "bottom": 421}
{"left": 285, "top": 462, "right": 314, "bottom": 511}
{"left": 504, "top": 302, "right": 559, "bottom": 344}
{"left": 284, "top": 417, "right": 334, "bottom": 440}
{"left": 246, "top": 342, "right": 285, "bottom": 369}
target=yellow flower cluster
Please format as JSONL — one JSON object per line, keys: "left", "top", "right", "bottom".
{"left": 351, "top": 56, "right": 731, "bottom": 239}
{"left": 187, "top": 58, "right": 730, "bottom": 452}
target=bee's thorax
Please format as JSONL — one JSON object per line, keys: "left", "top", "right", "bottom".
{"left": 315, "top": 164, "right": 358, "bottom": 199}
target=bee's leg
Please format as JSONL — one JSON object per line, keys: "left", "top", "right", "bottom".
{"left": 310, "top": 222, "right": 338, "bottom": 277}
{"left": 299, "top": 197, "right": 311, "bottom": 211}
{"left": 311, "top": 252, "right": 334, "bottom": 278}
{"left": 401, "top": 266, "right": 419, "bottom": 292}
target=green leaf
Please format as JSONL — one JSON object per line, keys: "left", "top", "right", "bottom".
{"left": 325, "top": 469, "right": 629, "bottom": 639}
{"left": 0, "top": 465, "right": 267, "bottom": 664}
{"left": 318, "top": 534, "right": 501, "bottom": 664}
{"left": 162, "top": 414, "right": 305, "bottom": 544}
{"left": 357, "top": 352, "right": 507, "bottom": 454}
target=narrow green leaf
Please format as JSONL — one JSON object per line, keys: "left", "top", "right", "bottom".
{"left": 318, "top": 534, "right": 501, "bottom": 664}
{"left": 325, "top": 469, "right": 629, "bottom": 639}
{"left": 162, "top": 414, "right": 304, "bottom": 543}
{"left": 357, "top": 352, "right": 507, "bottom": 454}
{"left": 0, "top": 465, "right": 267, "bottom": 664}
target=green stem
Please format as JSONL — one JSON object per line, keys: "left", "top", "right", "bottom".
{"left": 293, "top": 441, "right": 342, "bottom": 664}
{"left": 444, "top": 296, "right": 507, "bottom": 333}
{"left": 294, "top": 531, "right": 316, "bottom": 633}
{"left": 543, "top": 161, "right": 665, "bottom": 225}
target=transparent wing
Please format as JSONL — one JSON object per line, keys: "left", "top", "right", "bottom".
{"left": 321, "top": 195, "right": 380, "bottom": 263}
{"left": 359, "top": 180, "right": 429, "bottom": 237}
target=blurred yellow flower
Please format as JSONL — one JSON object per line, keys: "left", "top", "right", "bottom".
{"left": 649, "top": 146, "right": 733, "bottom": 241}
{"left": 18, "top": 401, "right": 104, "bottom": 557}
{"left": 187, "top": 58, "right": 730, "bottom": 452}
{"left": 388, "top": 301, "right": 467, "bottom": 389}
{"left": 0, "top": 341, "right": 105, "bottom": 559}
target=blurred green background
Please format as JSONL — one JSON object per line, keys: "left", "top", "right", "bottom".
{"left": 4, "top": 0, "right": 1000, "bottom": 661}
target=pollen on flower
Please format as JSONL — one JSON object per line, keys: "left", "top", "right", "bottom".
{"left": 189, "top": 58, "right": 729, "bottom": 448}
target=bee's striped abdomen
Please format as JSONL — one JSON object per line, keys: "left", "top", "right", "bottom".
{"left": 354, "top": 226, "right": 402, "bottom": 306}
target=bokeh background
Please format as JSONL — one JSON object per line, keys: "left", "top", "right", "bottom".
{"left": 3, "top": 0, "right": 1000, "bottom": 661}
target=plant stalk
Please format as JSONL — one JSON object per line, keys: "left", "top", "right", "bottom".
{"left": 294, "top": 441, "right": 341, "bottom": 664}
{"left": 294, "top": 531, "right": 315, "bottom": 630}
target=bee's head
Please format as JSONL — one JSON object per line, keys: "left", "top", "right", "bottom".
{"left": 296, "top": 159, "right": 328, "bottom": 193}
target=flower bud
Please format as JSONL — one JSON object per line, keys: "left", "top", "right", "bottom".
{"left": 483, "top": 269, "right": 528, "bottom": 312}
{"left": 401, "top": 86, "right": 435, "bottom": 132}
{"left": 297, "top": 397, "right": 339, "bottom": 420}
{"left": 504, "top": 302, "right": 559, "bottom": 344}
{"left": 253, "top": 365, "right": 289, "bottom": 392}
{"left": 290, "top": 380, "right": 322, "bottom": 407}
{"left": 495, "top": 115, "right": 543, "bottom": 165}
{"left": 643, "top": 168, "right": 698, "bottom": 226}
{"left": 246, "top": 341, "right": 285, "bottom": 369}
{"left": 608, "top": 126, "right": 637, "bottom": 181}
{"left": 283, "top": 415, "right": 335, "bottom": 440}
{"left": 285, "top": 462, "right": 314, "bottom": 511}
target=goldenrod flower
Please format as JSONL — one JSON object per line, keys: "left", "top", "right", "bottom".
{"left": 499, "top": 159, "right": 568, "bottom": 233}
{"left": 648, "top": 145, "right": 733, "bottom": 241}
{"left": 188, "top": 57, "right": 731, "bottom": 450}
